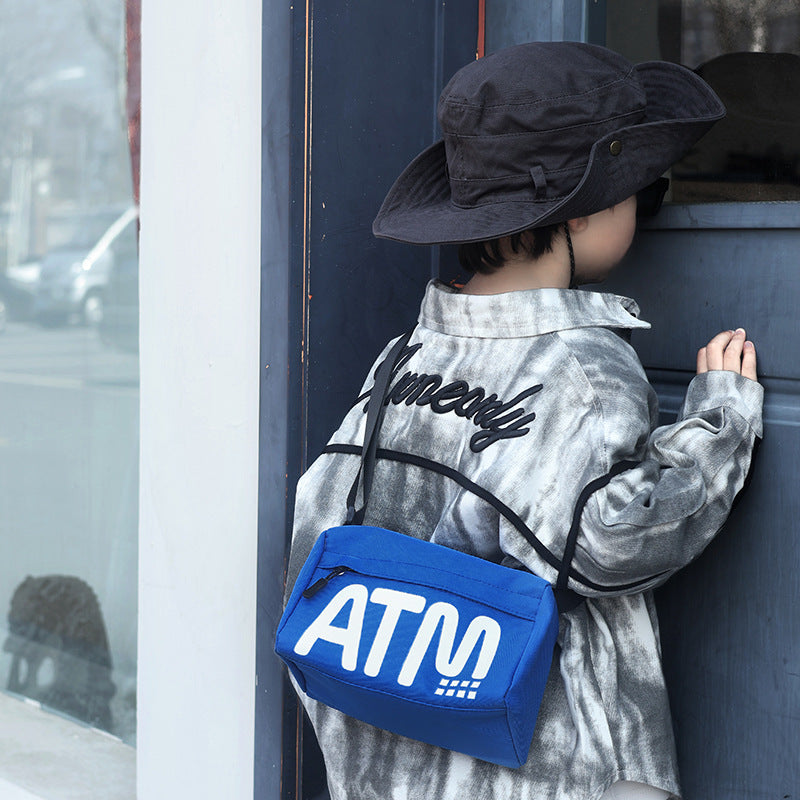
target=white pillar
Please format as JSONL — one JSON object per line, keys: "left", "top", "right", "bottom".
{"left": 138, "top": 1, "right": 261, "bottom": 797}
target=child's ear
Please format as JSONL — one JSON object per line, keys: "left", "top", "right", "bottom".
{"left": 566, "top": 216, "right": 589, "bottom": 234}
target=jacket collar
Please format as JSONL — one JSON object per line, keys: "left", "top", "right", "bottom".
{"left": 418, "top": 280, "right": 650, "bottom": 339}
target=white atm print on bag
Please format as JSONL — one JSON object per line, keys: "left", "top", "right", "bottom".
{"left": 293, "top": 583, "right": 502, "bottom": 692}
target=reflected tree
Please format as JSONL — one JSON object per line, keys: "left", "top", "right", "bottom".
{"left": 0, "top": 0, "right": 130, "bottom": 267}
{"left": 703, "top": 0, "right": 799, "bottom": 53}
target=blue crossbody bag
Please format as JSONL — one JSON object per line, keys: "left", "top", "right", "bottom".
{"left": 275, "top": 330, "right": 632, "bottom": 767}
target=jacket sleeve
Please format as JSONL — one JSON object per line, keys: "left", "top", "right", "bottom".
{"left": 566, "top": 364, "right": 763, "bottom": 597}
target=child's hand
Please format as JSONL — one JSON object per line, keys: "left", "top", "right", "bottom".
{"left": 696, "top": 329, "right": 758, "bottom": 382}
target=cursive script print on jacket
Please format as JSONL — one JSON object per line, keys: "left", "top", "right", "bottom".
{"left": 357, "top": 343, "right": 543, "bottom": 452}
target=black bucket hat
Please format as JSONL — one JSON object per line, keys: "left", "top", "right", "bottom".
{"left": 372, "top": 42, "right": 725, "bottom": 245}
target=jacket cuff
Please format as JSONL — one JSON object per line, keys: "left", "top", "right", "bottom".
{"left": 681, "top": 371, "right": 764, "bottom": 438}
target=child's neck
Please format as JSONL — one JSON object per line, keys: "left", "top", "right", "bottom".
{"left": 460, "top": 248, "right": 571, "bottom": 295}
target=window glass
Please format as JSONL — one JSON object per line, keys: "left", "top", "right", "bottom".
{"left": 606, "top": 0, "right": 800, "bottom": 202}
{"left": 0, "top": 0, "right": 138, "bottom": 758}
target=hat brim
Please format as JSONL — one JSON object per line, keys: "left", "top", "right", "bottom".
{"left": 372, "top": 61, "right": 725, "bottom": 245}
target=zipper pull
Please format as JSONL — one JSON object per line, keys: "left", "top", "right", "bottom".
{"left": 302, "top": 566, "right": 353, "bottom": 599}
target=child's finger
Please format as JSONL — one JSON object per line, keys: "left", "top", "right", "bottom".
{"left": 741, "top": 341, "right": 758, "bottom": 381}
{"left": 696, "top": 347, "right": 708, "bottom": 374}
{"left": 704, "top": 330, "right": 735, "bottom": 371}
{"left": 723, "top": 328, "right": 746, "bottom": 372}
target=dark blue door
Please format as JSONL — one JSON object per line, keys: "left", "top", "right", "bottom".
{"left": 268, "top": 2, "right": 799, "bottom": 797}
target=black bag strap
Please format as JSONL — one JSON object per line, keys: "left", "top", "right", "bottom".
{"left": 553, "top": 459, "right": 639, "bottom": 611}
{"left": 345, "top": 329, "right": 414, "bottom": 525}
{"left": 343, "top": 328, "right": 640, "bottom": 614}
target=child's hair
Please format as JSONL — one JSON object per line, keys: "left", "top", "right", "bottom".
{"left": 457, "top": 223, "right": 562, "bottom": 274}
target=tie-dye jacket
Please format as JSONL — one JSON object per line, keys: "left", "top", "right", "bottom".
{"left": 285, "top": 280, "right": 763, "bottom": 800}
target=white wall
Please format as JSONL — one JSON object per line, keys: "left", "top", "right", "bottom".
{"left": 138, "top": 1, "right": 261, "bottom": 797}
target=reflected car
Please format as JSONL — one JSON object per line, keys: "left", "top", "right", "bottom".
{"left": 34, "top": 207, "right": 138, "bottom": 326}
{"left": 0, "top": 260, "right": 40, "bottom": 320}
{"left": 98, "top": 219, "right": 139, "bottom": 354}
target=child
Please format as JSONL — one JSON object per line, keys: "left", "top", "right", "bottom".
{"left": 284, "top": 42, "right": 763, "bottom": 800}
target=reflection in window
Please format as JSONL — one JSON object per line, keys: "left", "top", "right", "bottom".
{"left": 606, "top": 0, "right": 800, "bottom": 202}
{"left": 678, "top": 0, "right": 800, "bottom": 68}
{"left": 0, "top": 0, "right": 138, "bottom": 756}
{"left": 674, "top": 51, "right": 800, "bottom": 202}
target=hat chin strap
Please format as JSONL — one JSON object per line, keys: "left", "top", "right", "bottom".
{"left": 564, "top": 223, "right": 577, "bottom": 289}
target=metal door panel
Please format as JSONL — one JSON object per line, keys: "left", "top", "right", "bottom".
{"left": 605, "top": 221, "right": 800, "bottom": 798}
{"left": 656, "top": 426, "right": 800, "bottom": 799}
{"left": 485, "top": 0, "right": 586, "bottom": 49}
{"left": 294, "top": 1, "right": 478, "bottom": 462}
{"left": 610, "top": 219, "right": 800, "bottom": 380}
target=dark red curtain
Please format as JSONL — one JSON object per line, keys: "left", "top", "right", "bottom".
{"left": 125, "top": 0, "right": 141, "bottom": 207}
{"left": 477, "top": 0, "right": 485, "bottom": 58}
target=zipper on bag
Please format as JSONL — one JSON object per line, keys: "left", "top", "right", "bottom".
{"left": 302, "top": 566, "right": 354, "bottom": 598}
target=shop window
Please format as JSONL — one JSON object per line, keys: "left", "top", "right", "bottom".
{"left": 0, "top": 0, "right": 138, "bottom": 795}
{"left": 606, "top": 0, "right": 800, "bottom": 202}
